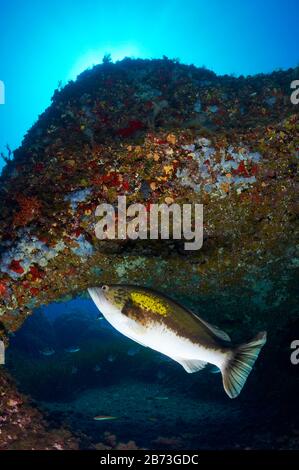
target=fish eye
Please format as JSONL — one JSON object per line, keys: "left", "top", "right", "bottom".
{"left": 102, "top": 285, "right": 109, "bottom": 292}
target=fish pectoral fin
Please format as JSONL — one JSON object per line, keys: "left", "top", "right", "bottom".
{"left": 174, "top": 357, "right": 207, "bottom": 373}
{"left": 120, "top": 321, "right": 149, "bottom": 348}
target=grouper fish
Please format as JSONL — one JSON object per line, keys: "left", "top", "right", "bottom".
{"left": 88, "top": 285, "right": 267, "bottom": 398}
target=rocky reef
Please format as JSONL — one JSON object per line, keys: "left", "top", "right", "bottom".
{"left": 0, "top": 58, "right": 298, "bottom": 448}
{"left": 0, "top": 369, "right": 78, "bottom": 449}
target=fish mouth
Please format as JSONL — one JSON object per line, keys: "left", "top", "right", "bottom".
{"left": 88, "top": 286, "right": 111, "bottom": 314}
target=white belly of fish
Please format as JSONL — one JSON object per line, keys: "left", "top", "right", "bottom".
{"left": 88, "top": 288, "right": 226, "bottom": 373}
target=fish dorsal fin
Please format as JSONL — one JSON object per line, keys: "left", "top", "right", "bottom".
{"left": 198, "top": 318, "right": 231, "bottom": 342}
{"left": 173, "top": 357, "right": 207, "bottom": 373}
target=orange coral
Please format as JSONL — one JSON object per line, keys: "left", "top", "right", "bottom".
{"left": 0, "top": 280, "right": 8, "bottom": 296}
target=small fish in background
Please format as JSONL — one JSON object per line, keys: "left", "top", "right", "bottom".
{"left": 65, "top": 346, "right": 80, "bottom": 353}
{"left": 94, "top": 364, "right": 101, "bottom": 372}
{"left": 71, "top": 366, "right": 78, "bottom": 375}
{"left": 107, "top": 353, "right": 117, "bottom": 363}
{"left": 127, "top": 346, "right": 140, "bottom": 357}
{"left": 39, "top": 347, "right": 55, "bottom": 356}
{"left": 88, "top": 285, "right": 267, "bottom": 399}
{"left": 96, "top": 313, "right": 104, "bottom": 321}
{"left": 148, "top": 417, "right": 158, "bottom": 422}
{"left": 93, "top": 415, "right": 117, "bottom": 421}
{"left": 147, "top": 395, "right": 170, "bottom": 401}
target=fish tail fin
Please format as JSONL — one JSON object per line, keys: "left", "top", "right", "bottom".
{"left": 221, "top": 331, "right": 267, "bottom": 399}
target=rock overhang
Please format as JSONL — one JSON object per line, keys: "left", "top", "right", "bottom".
{"left": 0, "top": 58, "right": 297, "bottom": 341}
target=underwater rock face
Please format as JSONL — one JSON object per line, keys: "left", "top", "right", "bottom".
{"left": 0, "top": 58, "right": 297, "bottom": 339}
{"left": 0, "top": 370, "right": 78, "bottom": 449}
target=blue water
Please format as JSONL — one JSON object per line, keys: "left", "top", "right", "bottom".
{"left": 5, "top": 294, "right": 298, "bottom": 450}
{"left": 1, "top": 0, "right": 299, "bottom": 171}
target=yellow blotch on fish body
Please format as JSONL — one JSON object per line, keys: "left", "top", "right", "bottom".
{"left": 130, "top": 292, "right": 168, "bottom": 317}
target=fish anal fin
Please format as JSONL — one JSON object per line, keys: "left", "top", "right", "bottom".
{"left": 174, "top": 357, "right": 207, "bottom": 373}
